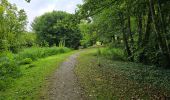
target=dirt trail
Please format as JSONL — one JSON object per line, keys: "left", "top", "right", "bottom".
{"left": 46, "top": 52, "right": 85, "bottom": 100}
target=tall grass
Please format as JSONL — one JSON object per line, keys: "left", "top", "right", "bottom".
{"left": 15, "top": 47, "right": 71, "bottom": 61}
{"left": 99, "top": 47, "right": 125, "bottom": 61}
{"left": 0, "top": 47, "right": 71, "bottom": 91}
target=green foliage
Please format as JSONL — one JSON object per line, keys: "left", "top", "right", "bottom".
{"left": 79, "top": 21, "right": 98, "bottom": 48}
{"left": 0, "top": 52, "right": 21, "bottom": 91}
{"left": 27, "top": 64, "right": 35, "bottom": 69}
{"left": 0, "top": 40, "right": 9, "bottom": 52}
{"left": 15, "top": 47, "right": 71, "bottom": 61}
{"left": 0, "top": 0, "right": 28, "bottom": 52}
{"left": 25, "top": 0, "right": 31, "bottom": 3}
{"left": 0, "top": 47, "right": 71, "bottom": 92}
{"left": 0, "top": 51, "right": 74, "bottom": 99}
{"left": 76, "top": 48, "right": 170, "bottom": 99}
{"left": 97, "top": 47, "right": 170, "bottom": 91}
{"left": 59, "top": 40, "right": 65, "bottom": 47}
{"left": 20, "top": 32, "right": 37, "bottom": 48}
{"left": 78, "top": 0, "right": 170, "bottom": 68}
{"left": 31, "top": 11, "right": 82, "bottom": 49}
{"left": 99, "top": 48, "right": 125, "bottom": 61}
{"left": 19, "top": 58, "right": 32, "bottom": 65}
{"left": 97, "top": 48, "right": 102, "bottom": 55}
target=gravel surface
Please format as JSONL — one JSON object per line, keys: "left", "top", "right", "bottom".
{"left": 46, "top": 52, "right": 85, "bottom": 100}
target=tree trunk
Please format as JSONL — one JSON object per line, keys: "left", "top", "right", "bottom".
{"left": 149, "top": 0, "right": 165, "bottom": 53}
{"left": 142, "top": 10, "right": 151, "bottom": 47}
{"left": 149, "top": 0, "right": 170, "bottom": 68}
{"left": 119, "top": 13, "right": 133, "bottom": 61}
{"left": 127, "top": 15, "right": 134, "bottom": 46}
{"left": 137, "top": 14, "right": 143, "bottom": 48}
{"left": 157, "top": 0, "right": 170, "bottom": 54}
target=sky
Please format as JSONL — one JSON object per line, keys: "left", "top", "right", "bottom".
{"left": 8, "top": 0, "right": 83, "bottom": 30}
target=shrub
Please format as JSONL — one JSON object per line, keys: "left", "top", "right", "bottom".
{"left": 26, "top": 64, "right": 35, "bottom": 69}
{"left": 99, "top": 48, "right": 125, "bottom": 61}
{"left": 19, "top": 58, "right": 32, "bottom": 65}
{"left": 0, "top": 52, "right": 21, "bottom": 91}
{"left": 134, "top": 47, "right": 170, "bottom": 68}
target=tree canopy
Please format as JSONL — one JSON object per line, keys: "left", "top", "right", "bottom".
{"left": 77, "top": 0, "right": 170, "bottom": 67}
{"left": 0, "top": 0, "right": 28, "bottom": 52}
{"left": 31, "top": 11, "right": 82, "bottom": 49}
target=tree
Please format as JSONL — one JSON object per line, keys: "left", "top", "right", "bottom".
{"left": 77, "top": 0, "right": 170, "bottom": 67}
{"left": 79, "top": 21, "right": 98, "bottom": 48}
{"left": 31, "top": 11, "right": 82, "bottom": 49}
{"left": 0, "top": 0, "right": 28, "bottom": 52}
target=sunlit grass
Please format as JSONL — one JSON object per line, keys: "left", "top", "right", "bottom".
{"left": 0, "top": 47, "right": 71, "bottom": 92}
{"left": 0, "top": 51, "right": 75, "bottom": 100}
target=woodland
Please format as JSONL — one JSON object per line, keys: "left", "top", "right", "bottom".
{"left": 0, "top": 0, "right": 170, "bottom": 99}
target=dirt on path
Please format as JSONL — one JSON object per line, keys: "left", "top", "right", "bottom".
{"left": 45, "top": 52, "right": 85, "bottom": 100}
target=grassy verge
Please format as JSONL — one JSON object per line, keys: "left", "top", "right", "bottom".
{"left": 99, "top": 47, "right": 125, "bottom": 61}
{"left": 75, "top": 48, "right": 170, "bottom": 99}
{"left": 0, "top": 47, "right": 71, "bottom": 91}
{"left": 0, "top": 51, "right": 75, "bottom": 100}
{"left": 16, "top": 47, "right": 72, "bottom": 62}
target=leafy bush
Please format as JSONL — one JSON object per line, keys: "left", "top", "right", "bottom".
{"left": 99, "top": 48, "right": 125, "bottom": 61}
{"left": 0, "top": 52, "right": 21, "bottom": 91}
{"left": 134, "top": 47, "right": 170, "bottom": 68}
{"left": 19, "top": 58, "right": 32, "bottom": 65}
{"left": 26, "top": 64, "right": 35, "bottom": 69}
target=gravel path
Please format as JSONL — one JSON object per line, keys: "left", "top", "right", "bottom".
{"left": 47, "top": 52, "right": 85, "bottom": 100}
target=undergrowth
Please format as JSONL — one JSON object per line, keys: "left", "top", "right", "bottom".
{"left": 98, "top": 47, "right": 125, "bottom": 61}
{"left": 98, "top": 48, "right": 170, "bottom": 90}
{"left": 0, "top": 47, "right": 71, "bottom": 92}
{"left": 0, "top": 51, "right": 74, "bottom": 99}
{"left": 75, "top": 48, "right": 170, "bottom": 99}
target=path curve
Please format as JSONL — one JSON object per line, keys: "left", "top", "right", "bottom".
{"left": 47, "top": 52, "right": 85, "bottom": 100}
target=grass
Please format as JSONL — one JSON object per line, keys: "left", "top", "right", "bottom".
{"left": 0, "top": 47, "right": 71, "bottom": 91}
{"left": 0, "top": 51, "right": 75, "bottom": 100}
{"left": 99, "top": 47, "right": 125, "bottom": 61}
{"left": 75, "top": 48, "right": 170, "bottom": 99}
{"left": 15, "top": 47, "right": 71, "bottom": 61}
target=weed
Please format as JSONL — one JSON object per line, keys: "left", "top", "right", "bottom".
{"left": 19, "top": 58, "right": 32, "bottom": 65}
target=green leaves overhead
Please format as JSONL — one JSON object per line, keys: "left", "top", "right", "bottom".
{"left": 78, "top": 0, "right": 170, "bottom": 67}
{"left": 78, "top": 0, "right": 117, "bottom": 18}
{"left": 25, "top": 0, "right": 31, "bottom": 3}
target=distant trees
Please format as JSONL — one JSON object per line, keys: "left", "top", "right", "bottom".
{"left": 31, "top": 11, "right": 82, "bottom": 49}
{"left": 79, "top": 21, "right": 98, "bottom": 48}
{"left": 77, "top": 0, "right": 170, "bottom": 67}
